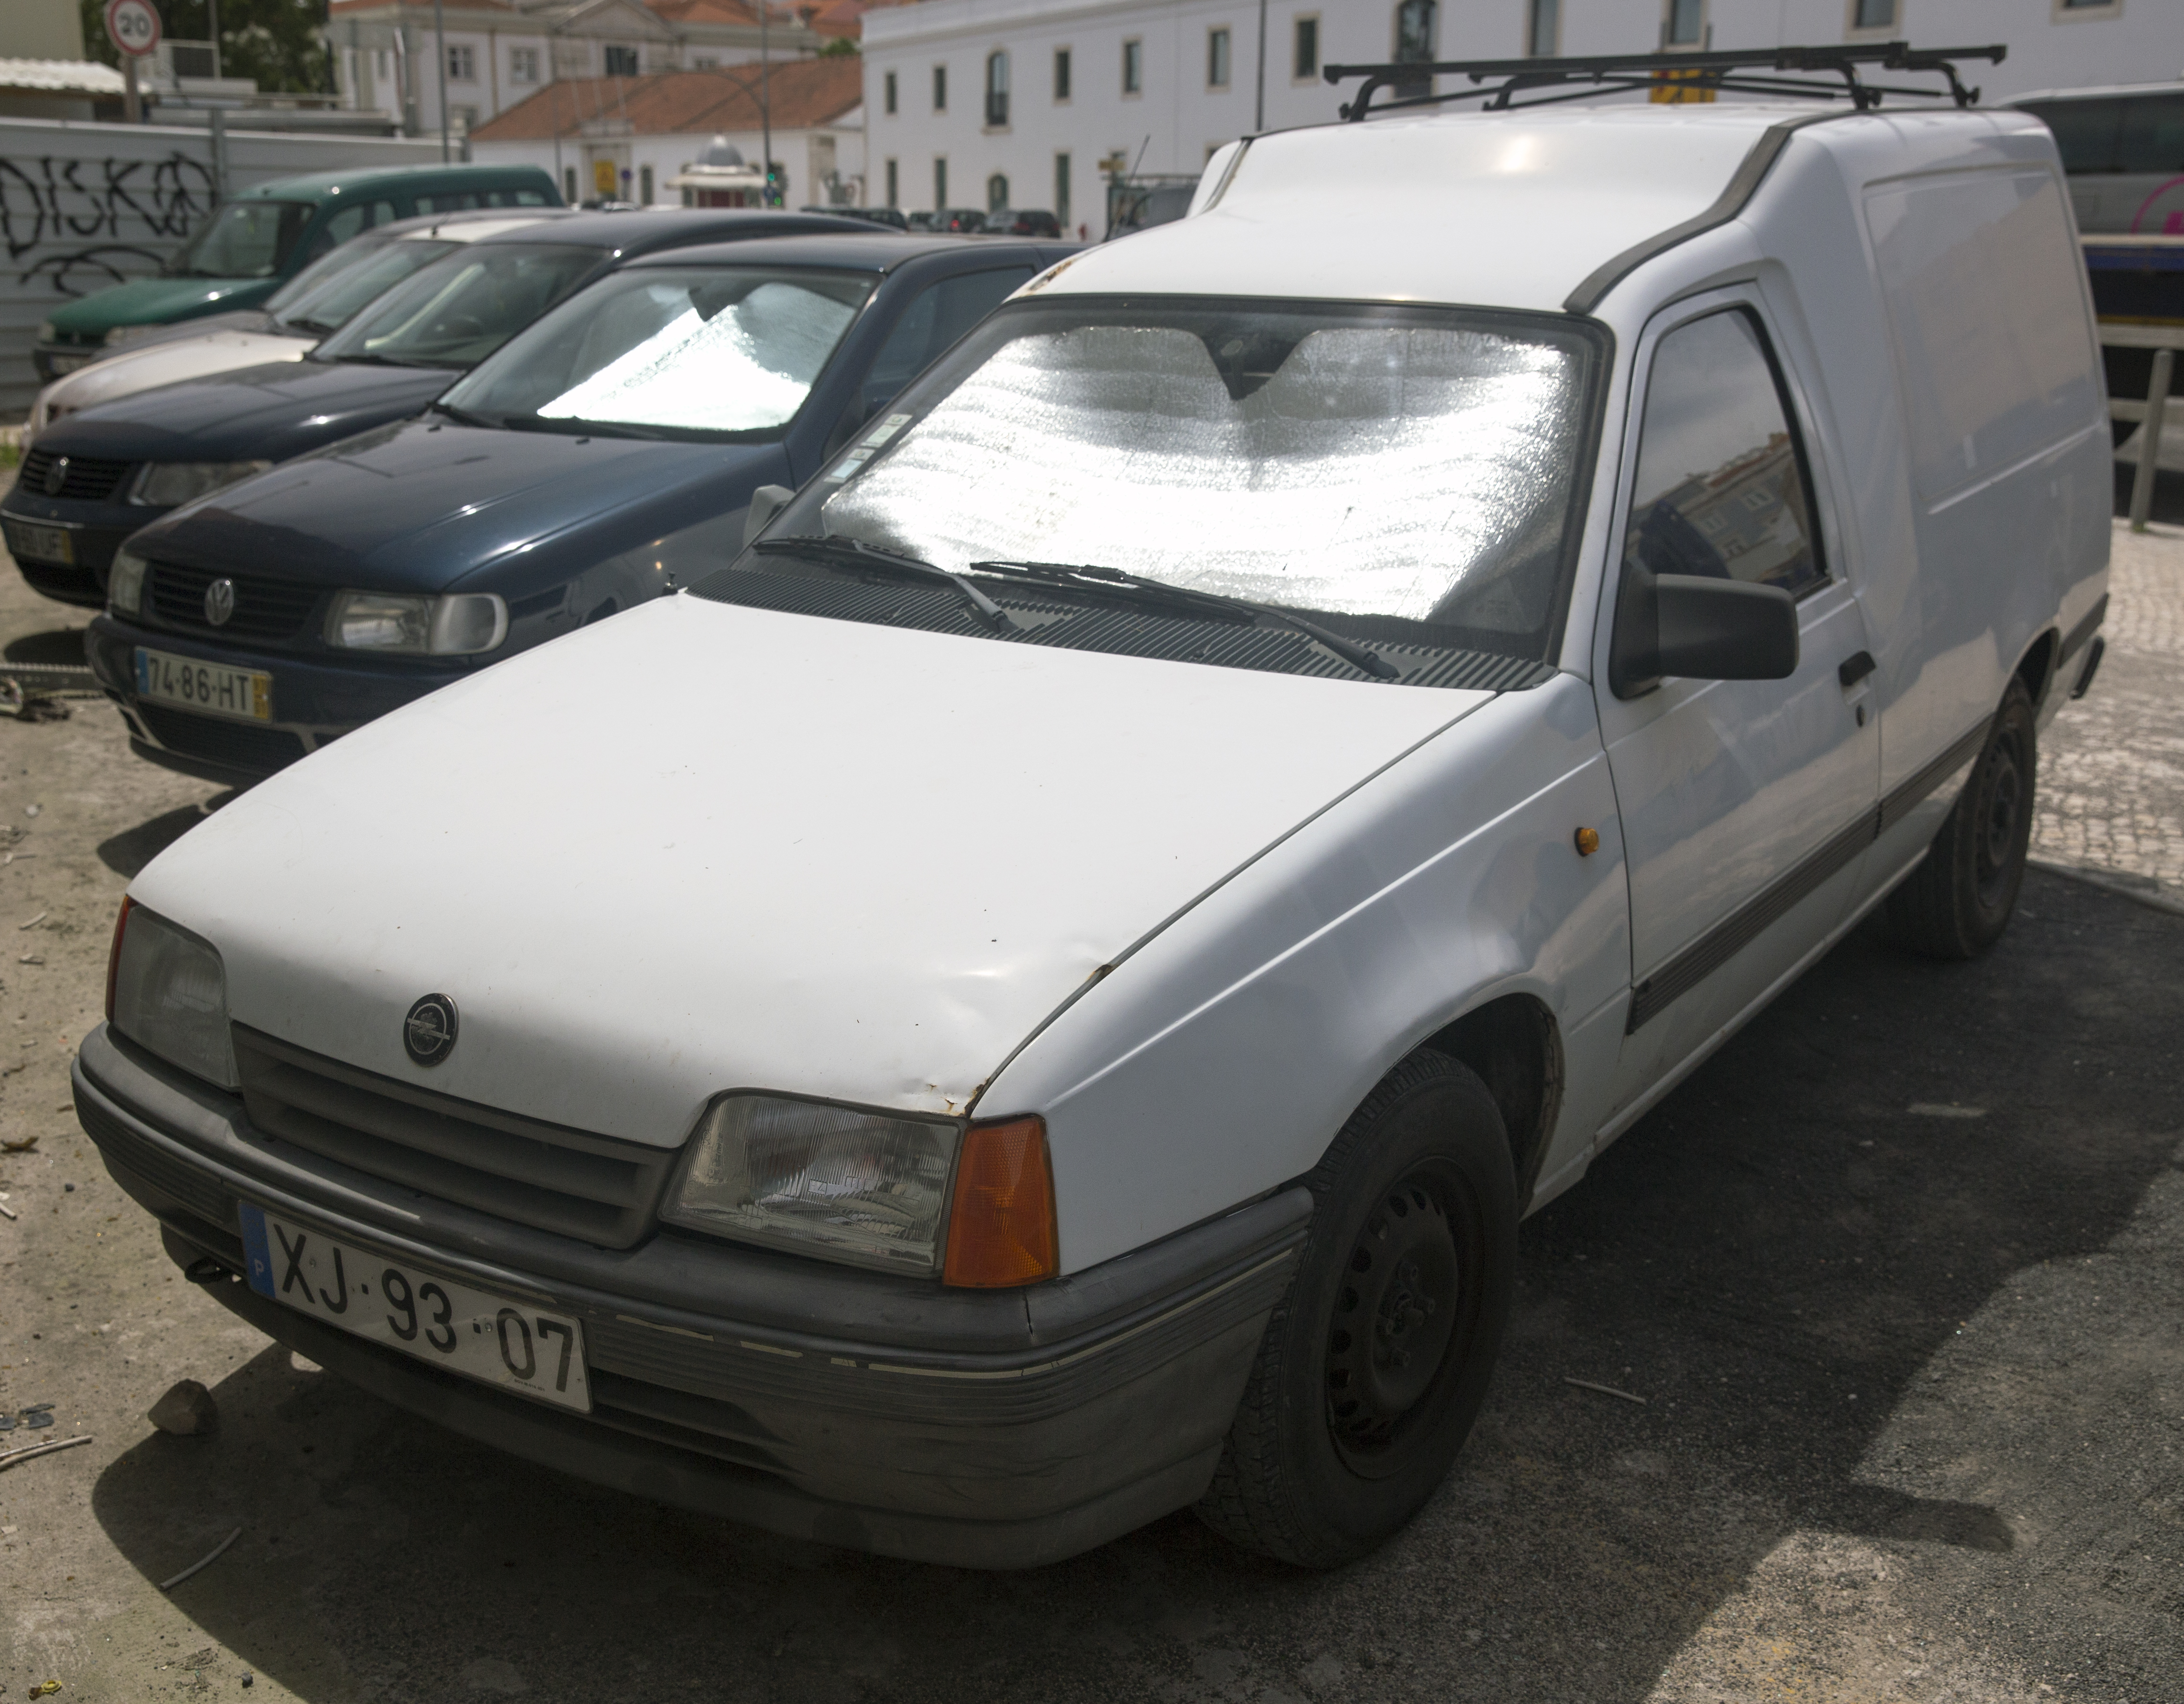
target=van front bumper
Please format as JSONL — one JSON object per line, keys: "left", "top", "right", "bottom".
{"left": 72, "top": 1024, "right": 1309, "bottom": 1568}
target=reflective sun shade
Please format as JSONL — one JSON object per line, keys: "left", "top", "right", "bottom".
{"left": 663, "top": 1094, "right": 960, "bottom": 1274}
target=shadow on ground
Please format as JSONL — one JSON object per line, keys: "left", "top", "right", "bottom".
{"left": 97, "top": 796, "right": 235, "bottom": 878}
{"left": 86, "top": 871, "right": 2184, "bottom": 1701}
{"left": 2112, "top": 460, "right": 2184, "bottom": 526}
{"left": 3, "top": 626, "right": 92, "bottom": 667}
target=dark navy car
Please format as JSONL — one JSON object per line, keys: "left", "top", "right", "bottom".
{"left": 3, "top": 209, "right": 875, "bottom": 608}
{"left": 87, "top": 233, "right": 1072, "bottom": 785}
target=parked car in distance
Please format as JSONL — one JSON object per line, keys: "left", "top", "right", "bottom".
{"left": 87, "top": 233, "right": 1074, "bottom": 785}
{"left": 906, "top": 211, "right": 941, "bottom": 231}
{"left": 2, "top": 209, "right": 874, "bottom": 606}
{"left": 26, "top": 210, "right": 573, "bottom": 445}
{"left": 2009, "top": 81, "right": 2184, "bottom": 234}
{"left": 78, "top": 87, "right": 2105, "bottom": 1572}
{"left": 935, "top": 207, "right": 993, "bottom": 233}
{"left": 806, "top": 205, "right": 910, "bottom": 230}
{"left": 983, "top": 208, "right": 1063, "bottom": 237}
{"left": 1105, "top": 178, "right": 1198, "bottom": 239}
{"left": 33, "top": 163, "right": 563, "bottom": 379}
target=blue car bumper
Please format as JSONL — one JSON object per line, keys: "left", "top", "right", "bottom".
{"left": 86, "top": 614, "right": 469, "bottom": 786}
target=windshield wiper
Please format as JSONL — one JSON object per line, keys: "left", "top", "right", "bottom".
{"left": 754, "top": 536, "right": 1022, "bottom": 632}
{"left": 498, "top": 414, "right": 683, "bottom": 442}
{"left": 967, "top": 559, "right": 1400, "bottom": 680}
{"left": 333, "top": 351, "right": 445, "bottom": 368}
{"left": 429, "top": 399, "right": 498, "bottom": 429}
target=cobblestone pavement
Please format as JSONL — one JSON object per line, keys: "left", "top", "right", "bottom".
{"left": 2033, "top": 519, "right": 2184, "bottom": 899}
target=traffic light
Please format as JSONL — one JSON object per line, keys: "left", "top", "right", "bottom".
{"left": 764, "top": 161, "right": 785, "bottom": 207}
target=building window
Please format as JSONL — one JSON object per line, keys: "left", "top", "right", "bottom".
{"left": 1393, "top": 0, "right": 1435, "bottom": 96}
{"left": 640, "top": 164, "right": 655, "bottom": 202}
{"left": 1527, "top": 0, "right": 1559, "bottom": 55}
{"left": 934, "top": 157, "right": 947, "bottom": 208}
{"left": 375, "top": 47, "right": 392, "bottom": 80}
{"left": 446, "top": 43, "right": 475, "bottom": 81}
{"left": 1122, "top": 37, "right": 1143, "bottom": 95}
{"left": 933, "top": 64, "right": 947, "bottom": 110}
{"left": 692, "top": 54, "right": 718, "bottom": 68}
{"left": 985, "top": 51, "right": 1009, "bottom": 126}
{"left": 2053, "top": 0, "right": 2120, "bottom": 15}
{"left": 1662, "top": 0, "right": 1704, "bottom": 45}
{"left": 1848, "top": 0, "right": 1896, "bottom": 26}
{"left": 885, "top": 157, "right": 899, "bottom": 206}
{"left": 563, "top": 165, "right": 578, "bottom": 202}
{"left": 883, "top": 70, "right": 897, "bottom": 113}
{"left": 603, "top": 44, "right": 640, "bottom": 76}
{"left": 509, "top": 45, "right": 539, "bottom": 82}
{"left": 1055, "top": 150, "right": 1070, "bottom": 228}
{"left": 1293, "top": 16, "right": 1319, "bottom": 80}
{"left": 1054, "top": 46, "right": 1071, "bottom": 101}
{"left": 987, "top": 172, "right": 1009, "bottom": 211}
{"left": 1207, "top": 27, "right": 1232, "bottom": 89}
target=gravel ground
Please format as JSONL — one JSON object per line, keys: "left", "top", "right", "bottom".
{"left": 0, "top": 513, "right": 2178, "bottom": 1703}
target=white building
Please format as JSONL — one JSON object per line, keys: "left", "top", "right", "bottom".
{"left": 326, "top": 0, "right": 824, "bottom": 141}
{"left": 468, "top": 56, "right": 865, "bottom": 204}
{"left": 861, "top": 0, "right": 2184, "bottom": 230}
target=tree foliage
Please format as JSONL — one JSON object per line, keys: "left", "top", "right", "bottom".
{"left": 80, "top": 0, "right": 333, "bottom": 94}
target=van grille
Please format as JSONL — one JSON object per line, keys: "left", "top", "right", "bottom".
{"left": 232, "top": 1026, "right": 678, "bottom": 1249}
{"left": 19, "top": 449, "right": 135, "bottom": 502}
{"left": 133, "top": 703, "right": 308, "bottom": 774}
{"left": 148, "top": 562, "right": 323, "bottom": 643}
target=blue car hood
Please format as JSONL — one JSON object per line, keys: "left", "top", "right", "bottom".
{"left": 41, "top": 359, "right": 454, "bottom": 466}
{"left": 130, "top": 417, "right": 766, "bottom": 594}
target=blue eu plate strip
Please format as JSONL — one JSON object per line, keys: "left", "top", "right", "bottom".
{"left": 238, "top": 1203, "right": 276, "bottom": 1297}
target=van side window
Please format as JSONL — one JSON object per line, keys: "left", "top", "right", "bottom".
{"left": 1623, "top": 309, "right": 1824, "bottom": 600}
{"left": 306, "top": 198, "right": 398, "bottom": 259}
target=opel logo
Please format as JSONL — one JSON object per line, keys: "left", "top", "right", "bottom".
{"left": 42, "top": 455, "right": 68, "bottom": 497}
{"left": 203, "top": 577, "right": 236, "bottom": 626}
{"left": 403, "top": 993, "right": 459, "bottom": 1067}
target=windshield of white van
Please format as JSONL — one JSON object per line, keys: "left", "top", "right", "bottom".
{"left": 701, "top": 297, "right": 1601, "bottom": 683}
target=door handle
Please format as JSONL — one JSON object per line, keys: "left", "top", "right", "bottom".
{"left": 1837, "top": 650, "right": 1876, "bottom": 689}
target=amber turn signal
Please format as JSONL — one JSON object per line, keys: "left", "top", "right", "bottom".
{"left": 105, "top": 896, "right": 134, "bottom": 1021}
{"left": 943, "top": 1115, "right": 1059, "bottom": 1287}
{"left": 1573, "top": 826, "right": 1600, "bottom": 857}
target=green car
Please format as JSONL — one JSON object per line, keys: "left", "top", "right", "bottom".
{"left": 33, "top": 162, "right": 562, "bottom": 382}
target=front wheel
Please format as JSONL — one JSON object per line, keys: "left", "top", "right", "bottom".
{"left": 1887, "top": 677, "right": 2036, "bottom": 959}
{"left": 1196, "top": 1051, "right": 1517, "bottom": 1567}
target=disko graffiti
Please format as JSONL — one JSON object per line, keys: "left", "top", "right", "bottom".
{"left": 2, "top": 151, "right": 217, "bottom": 295}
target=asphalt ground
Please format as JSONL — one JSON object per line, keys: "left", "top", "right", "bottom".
{"left": 0, "top": 506, "right": 2179, "bottom": 1703}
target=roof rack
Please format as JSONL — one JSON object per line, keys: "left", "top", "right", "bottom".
{"left": 1321, "top": 41, "right": 2007, "bottom": 123}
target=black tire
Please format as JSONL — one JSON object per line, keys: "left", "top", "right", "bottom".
{"left": 1195, "top": 1050, "right": 1517, "bottom": 1567}
{"left": 1887, "top": 677, "right": 2037, "bottom": 959}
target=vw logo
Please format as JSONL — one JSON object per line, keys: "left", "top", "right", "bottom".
{"left": 42, "top": 455, "right": 68, "bottom": 497}
{"left": 203, "top": 577, "right": 236, "bottom": 626}
{"left": 402, "top": 993, "right": 459, "bottom": 1067}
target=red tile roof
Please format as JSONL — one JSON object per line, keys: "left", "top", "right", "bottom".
{"left": 330, "top": 0, "right": 519, "bottom": 13}
{"left": 469, "top": 58, "right": 862, "bottom": 140}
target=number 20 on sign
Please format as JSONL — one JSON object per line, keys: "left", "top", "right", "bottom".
{"left": 106, "top": 0, "right": 161, "bottom": 58}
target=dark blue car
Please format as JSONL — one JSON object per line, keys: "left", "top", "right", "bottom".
{"left": 4, "top": 209, "right": 874, "bottom": 608}
{"left": 86, "top": 233, "right": 1073, "bottom": 785}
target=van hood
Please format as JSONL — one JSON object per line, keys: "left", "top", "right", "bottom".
{"left": 134, "top": 416, "right": 760, "bottom": 593}
{"left": 132, "top": 595, "right": 1491, "bottom": 1144}
{"left": 50, "top": 275, "right": 274, "bottom": 336}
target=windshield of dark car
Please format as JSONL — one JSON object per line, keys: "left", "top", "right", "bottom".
{"left": 312, "top": 243, "right": 604, "bottom": 368}
{"left": 441, "top": 264, "right": 874, "bottom": 438}
{"left": 172, "top": 200, "right": 316, "bottom": 279}
{"left": 702, "top": 296, "right": 1600, "bottom": 678}
{"left": 274, "top": 238, "right": 461, "bottom": 333}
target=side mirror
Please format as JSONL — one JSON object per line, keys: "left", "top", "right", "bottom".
{"left": 741, "top": 484, "right": 795, "bottom": 553}
{"left": 1610, "top": 564, "right": 1799, "bottom": 699}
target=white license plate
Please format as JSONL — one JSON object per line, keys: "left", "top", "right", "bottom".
{"left": 239, "top": 1205, "right": 592, "bottom": 1413}
{"left": 135, "top": 646, "right": 271, "bottom": 722}
{"left": 4, "top": 520, "right": 72, "bottom": 565}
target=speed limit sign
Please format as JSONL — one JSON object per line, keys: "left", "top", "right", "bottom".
{"left": 106, "top": 0, "right": 162, "bottom": 58}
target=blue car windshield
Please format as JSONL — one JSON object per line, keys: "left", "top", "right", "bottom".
{"left": 171, "top": 200, "right": 316, "bottom": 279}
{"left": 313, "top": 243, "right": 604, "bottom": 369}
{"left": 440, "top": 264, "right": 875, "bottom": 441}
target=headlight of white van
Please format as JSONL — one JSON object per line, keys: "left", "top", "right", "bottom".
{"left": 129, "top": 461, "right": 272, "bottom": 507}
{"left": 108, "top": 903, "right": 238, "bottom": 1090}
{"left": 109, "top": 547, "right": 149, "bottom": 616}
{"left": 105, "top": 324, "right": 163, "bottom": 349}
{"left": 662, "top": 1094, "right": 962, "bottom": 1274}
{"left": 326, "top": 591, "right": 507, "bottom": 656}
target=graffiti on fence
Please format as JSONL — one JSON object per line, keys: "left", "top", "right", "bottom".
{"left": 1, "top": 152, "right": 217, "bottom": 295}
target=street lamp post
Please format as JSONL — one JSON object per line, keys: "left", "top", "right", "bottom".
{"left": 760, "top": 0, "right": 772, "bottom": 206}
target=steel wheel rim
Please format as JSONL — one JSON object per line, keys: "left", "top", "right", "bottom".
{"left": 1974, "top": 725, "right": 2026, "bottom": 909}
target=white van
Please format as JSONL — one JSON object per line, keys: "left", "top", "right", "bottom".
{"left": 78, "top": 79, "right": 2108, "bottom": 1570}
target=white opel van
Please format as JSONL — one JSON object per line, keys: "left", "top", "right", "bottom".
{"left": 78, "top": 72, "right": 2109, "bottom": 1570}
